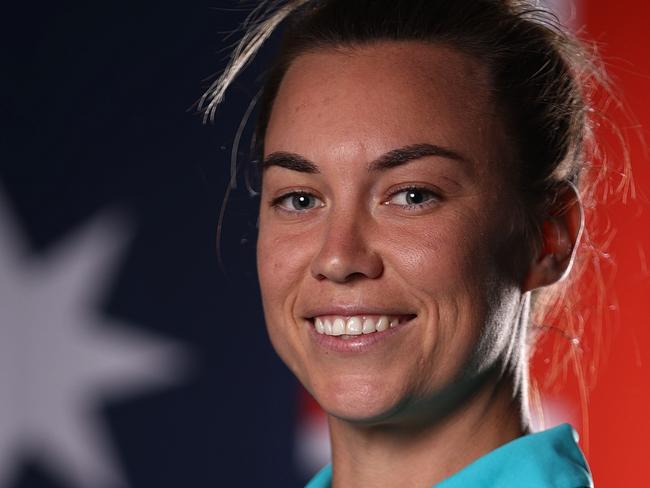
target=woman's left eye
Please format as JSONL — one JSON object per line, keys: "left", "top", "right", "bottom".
{"left": 386, "top": 187, "right": 440, "bottom": 208}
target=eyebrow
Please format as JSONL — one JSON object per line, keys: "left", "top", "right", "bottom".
{"left": 261, "top": 143, "right": 471, "bottom": 174}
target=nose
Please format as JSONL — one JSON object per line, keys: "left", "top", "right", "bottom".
{"left": 310, "top": 211, "right": 384, "bottom": 283}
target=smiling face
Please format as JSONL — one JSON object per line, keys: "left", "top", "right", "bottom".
{"left": 257, "top": 42, "right": 528, "bottom": 424}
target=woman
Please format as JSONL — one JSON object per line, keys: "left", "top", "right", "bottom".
{"left": 202, "top": 1, "right": 598, "bottom": 486}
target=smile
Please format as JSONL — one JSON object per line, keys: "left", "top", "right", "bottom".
{"left": 312, "top": 315, "right": 415, "bottom": 337}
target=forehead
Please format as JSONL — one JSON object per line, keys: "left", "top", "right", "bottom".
{"left": 265, "top": 41, "right": 511, "bottom": 173}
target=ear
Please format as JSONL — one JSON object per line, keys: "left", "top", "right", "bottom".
{"left": 522, "top": 183, "right": 583, "bottom": 292}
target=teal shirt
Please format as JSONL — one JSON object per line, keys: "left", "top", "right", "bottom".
{"left": 305, "top": 424, "right": 593, "bottom": 488}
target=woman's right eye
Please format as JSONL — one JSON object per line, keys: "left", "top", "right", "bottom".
{"left": 272, "top": 192, "right": 324, "bottom": 212}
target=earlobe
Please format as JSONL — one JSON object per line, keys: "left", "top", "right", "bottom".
{"left": 523, "top": 183, "right": 583, "bottom": 292}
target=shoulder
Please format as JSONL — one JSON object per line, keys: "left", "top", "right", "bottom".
{"left": 434, "top": 424, "right": 594, "bottom": 488}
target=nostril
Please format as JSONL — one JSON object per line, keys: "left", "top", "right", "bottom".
{"left": 310, "top": 251, "right": 384, "bottom": 283}
{"left": 342, "top": 271, "right": 375, "bottom": 283}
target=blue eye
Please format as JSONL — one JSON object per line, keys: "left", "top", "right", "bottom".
{"left": 387, "top": 187, "right": 439, "bottom": 207}
{"left": 274, "top": 192, "right": 324, "bottom": 212}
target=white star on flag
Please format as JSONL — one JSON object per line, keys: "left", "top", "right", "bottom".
{"left": 0, "top": 184, "right": 192, "bottom": 488}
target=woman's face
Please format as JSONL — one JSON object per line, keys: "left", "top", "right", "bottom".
{"left": 257, "top": 42, "right": 526, "bottom": 423}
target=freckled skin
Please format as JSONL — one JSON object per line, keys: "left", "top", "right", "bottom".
{"left": 258, "top": 42, "right": 526, "bottom": 426}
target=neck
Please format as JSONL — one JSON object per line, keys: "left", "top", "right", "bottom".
{"left": 328, "top": 361, "right": 529, "bottom": 488}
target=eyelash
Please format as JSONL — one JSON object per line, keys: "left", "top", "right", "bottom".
{"left": 269, "top": 185, "right": 442, "bottom": 214}
{"left": 384, "top": 185, "right": 442, "bottom": 209}
{"left": 270, "top": 191, "right": 324, "bottom": 214}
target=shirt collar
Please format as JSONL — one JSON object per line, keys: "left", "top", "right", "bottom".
{"left": 305, "top": 424, "right": 592, "bottom": 488}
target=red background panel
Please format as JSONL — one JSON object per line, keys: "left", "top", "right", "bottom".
{"left": 585, "top": 2, "right": 650, "bottom": 485}
{"left": 532, "top": 1, "right": 650, "bottom": 486}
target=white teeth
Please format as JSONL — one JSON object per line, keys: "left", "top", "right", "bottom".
{"left": 324, "top": 319, "right": 333, "bottom": 335}
{"left": 315, "top": 317, "right": 325, "bottom": 334}
{"left": 332, "top": 318, "right": 345, "bottom": 336}
{"left": 376, "top": 316, "right": 389, "bottom": 331}
{"left": 362, "top": 317, "right": 376, "bottom": 334}
{"left": 346, "top": 317, "right": 362, "bottom": 335}
{"left": 313, "top": 315, "right": 408, "bottom": 336}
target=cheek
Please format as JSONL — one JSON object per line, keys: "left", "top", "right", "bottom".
{"left": 257, "top": 225, "right": 291, "bottom": 332}
{"left": 388, "top": 208, "right": 492, "bottom": 297}
{"left": 384, "top": 209, "right": 510, "bottom": 371}
{"left": 256, "top": 215, "right": 316, "bottom": 364}
{"left": 256, "top": 217, "right": 314, "bottom": 301}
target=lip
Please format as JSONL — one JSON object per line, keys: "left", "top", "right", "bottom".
{"left": 305, "top": 314, "right": 416, "bottom": 353}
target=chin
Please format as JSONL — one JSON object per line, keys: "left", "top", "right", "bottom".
{"left": 310, "top": 374, "right": 409, "bottom": 424}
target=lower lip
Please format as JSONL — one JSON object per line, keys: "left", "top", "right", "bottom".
{"left": 306, "top": 318, "right": 415, "bottom": 353}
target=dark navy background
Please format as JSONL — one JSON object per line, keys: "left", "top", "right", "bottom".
{"left": 1, "top": 1, "right": 302, "bottom": 487}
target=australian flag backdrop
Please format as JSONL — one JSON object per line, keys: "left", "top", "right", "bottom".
{"left": 1, "top": 1, "right": 301, "bottom": 487}
{"left": 1, "top": 1, "right": 649, "bottom": 488}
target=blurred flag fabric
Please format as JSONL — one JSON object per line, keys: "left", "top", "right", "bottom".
{"left": 0, "top": 1, "right": 648, "bottom": 488}
{"left": 1, "top": 2, "right": 299, "bottom": 487}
